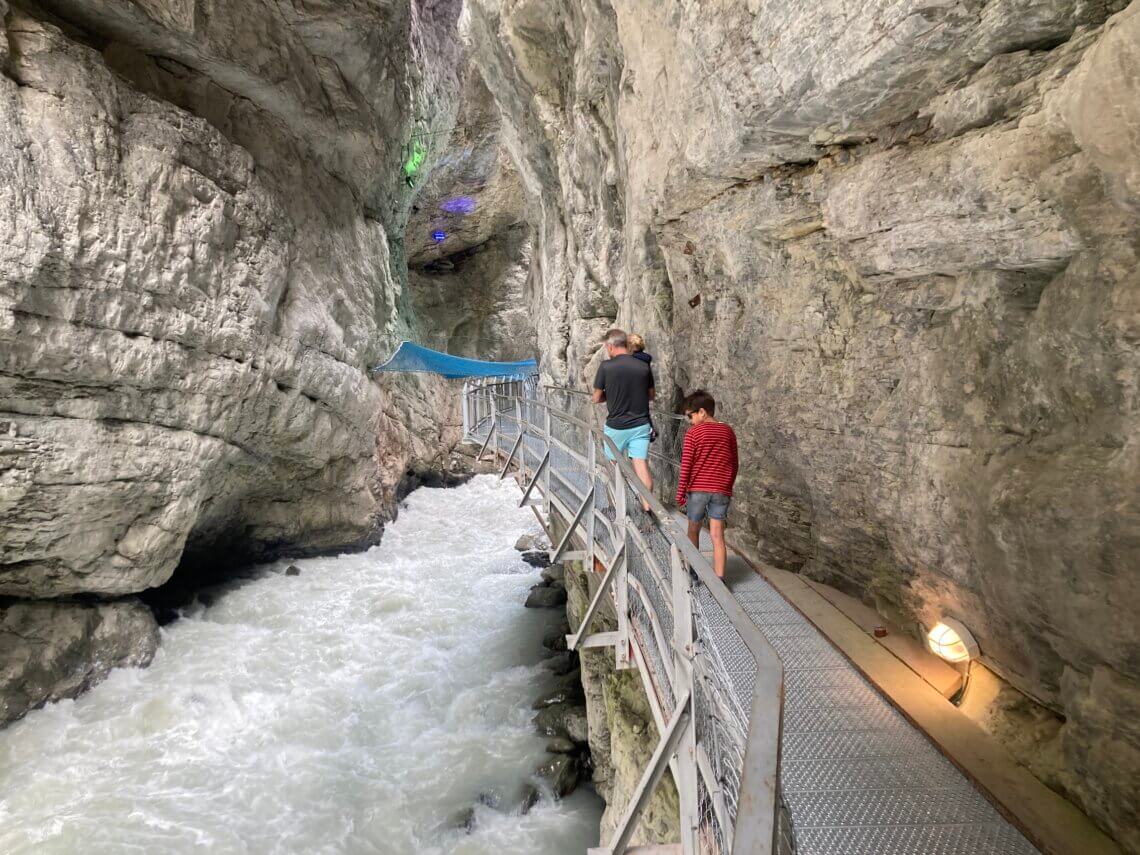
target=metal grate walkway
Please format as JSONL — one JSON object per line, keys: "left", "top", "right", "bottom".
{"left": 698, "top": 524, "right": 1038, "bottom": 855}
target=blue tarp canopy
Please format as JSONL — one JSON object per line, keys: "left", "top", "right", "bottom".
{"left": 370, "top": 341, "right": 538, "bottom": 379}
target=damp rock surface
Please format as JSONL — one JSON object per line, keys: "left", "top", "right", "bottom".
{"left": 0, "top": 1, "right": 463, "bottom": 601}
{"left": 0, "top": 599, "right": 158, "bottom": 727}
{"left": 463, "top": 0, "right": 1140, "bottom": 845}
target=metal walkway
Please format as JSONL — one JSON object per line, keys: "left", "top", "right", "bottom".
{"left": 705, "top": 539, "right": 1037, "bottom": 855}
{"left": 463, "top": 379, "right": 1039, "bottom": 855}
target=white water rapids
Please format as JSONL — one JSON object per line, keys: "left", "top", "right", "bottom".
{"left": 0, "top": 476, "right": 602, "bottom": 854}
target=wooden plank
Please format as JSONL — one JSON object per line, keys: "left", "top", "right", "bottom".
{"left": 740, "top": 555, "right": 1121, "bottom": 855}
{"left": 801, "top": 578, "right": 962, "bottom": 699}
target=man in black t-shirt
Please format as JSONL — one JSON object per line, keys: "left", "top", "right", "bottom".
{"left": 592, "top": 328, "right": 655, "bottom": 509}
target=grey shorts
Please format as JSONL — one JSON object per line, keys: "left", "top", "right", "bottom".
{"left": 685, "top": 491, "right": 731, "bottom": 522}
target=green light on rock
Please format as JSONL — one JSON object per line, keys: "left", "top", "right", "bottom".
{"left": 404, "top": 140, "right": 426, "bottom": 187}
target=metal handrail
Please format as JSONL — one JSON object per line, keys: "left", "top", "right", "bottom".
{"left": 462, "top": 378, "right": 785, "bottom": 855}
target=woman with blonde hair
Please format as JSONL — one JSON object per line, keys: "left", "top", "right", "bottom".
{"left": 627, "top": 332, "right": 652, "bottom": 366}
{"left": 627, "top": 333, "right": 657, "bottom": 443}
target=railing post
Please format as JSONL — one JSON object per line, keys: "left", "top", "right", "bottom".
{"left": 542, "top": 405, "right": 552, "bottom": 517}
{"left": 462, "top": 380, "right": 470, "bottom": 438}
{"left": 586, "top": 434, "right": 597, "bottom": 570}
{"left": 515, "top": 396, "right": 526, "bottom": 483}
{"left": 614, "top": 455, "right": 631, "bottom": 670}
{"left": 672, "top": 545, "right": 699, "bottom": 855}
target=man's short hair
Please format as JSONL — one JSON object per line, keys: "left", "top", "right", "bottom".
{"left": 603, "top": 328, "right": 628, "bottom": 348}
{"left": 682, "top": 390, "right": 716, "bottom": 417}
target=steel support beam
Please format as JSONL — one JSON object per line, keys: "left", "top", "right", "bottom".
{"left": 476, "top": 416, "right": 497, "bottom": 462}
{"left": 542, "top": 407, "right": 552, "bottom": 516}
{"left": 551, "top": 486, "right": 595, "bottom": 564}
{"left": 566, "top": 543, "right": 624, "bottom": 651}
{"left": 598, "top": 690, "right": 693, "bottom": 855}
{"left": 518, "top": 450, "right": 550, "bottom": 508}
{"left": 576, "top": 631, "right": 620, "bottom": 649}
{"left": 498, "top": 431, "right": 524, "bottom": 480}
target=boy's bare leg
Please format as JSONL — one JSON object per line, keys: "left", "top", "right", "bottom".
{"left": 709, "top": 519, "right": 727, "bottom": 579}
{"left": 631, "top": 457, "right": 653, "bottom": 512}
{"left": 687, "top": 519, "right": 701, "bottom": 550}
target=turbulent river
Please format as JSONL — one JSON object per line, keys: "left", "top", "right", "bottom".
{"left": 0, "top": 476, "right": 602, "bottom": 854}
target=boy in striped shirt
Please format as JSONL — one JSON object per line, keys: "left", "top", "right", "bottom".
{"left": 676, "top": 390, "right": 739, "bottom": 580}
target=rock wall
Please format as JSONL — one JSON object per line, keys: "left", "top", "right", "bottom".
{"left": 0, "top": 597, "right": 158, "bottom": 726}
{"left": 0, "top": 0, "right": 469, "bottom": 720}
{"left": 463, "top": 0, "right": 1140, "bottom": 847}
{"left": 406, "top": 67, "right": 535, "bottom": 360}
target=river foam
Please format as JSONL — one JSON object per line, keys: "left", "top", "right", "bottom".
{"left": 0, "top": 475, "right": 601, "bottom": 854}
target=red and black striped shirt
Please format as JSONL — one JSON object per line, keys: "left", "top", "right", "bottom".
{"left": 676, "top": 421, "right": 739, "bottom": 504}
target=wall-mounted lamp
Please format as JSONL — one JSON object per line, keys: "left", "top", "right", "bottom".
{"left": 926, "top": 618, "right": 979, "bottom": 664}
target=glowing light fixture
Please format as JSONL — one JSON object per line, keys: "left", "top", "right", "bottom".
{"left": 431, "top": 230, "right": 447, "bottom": 243}
{"left": 403, "top": 139, "right": 427, "bottom": 187}
{"left": 440, "top": 195, "right": 476, "bottom": 215}
{"left": 926, "top": 618, "right": 979, "bottom": 663}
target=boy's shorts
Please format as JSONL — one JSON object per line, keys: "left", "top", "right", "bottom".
{"left": 685, "top": 491, "right": 731, "bottom": 522}
{"left": 603, "top": 423, "right": 652, "bottom": 461}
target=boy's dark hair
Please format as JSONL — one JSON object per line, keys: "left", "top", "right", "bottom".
{"left": 682, "top": 390, "right": 716, "bottom": 417}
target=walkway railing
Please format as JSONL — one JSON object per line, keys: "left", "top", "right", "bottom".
{"left": 462, "top": 378, "right": 790, "bottom": 855}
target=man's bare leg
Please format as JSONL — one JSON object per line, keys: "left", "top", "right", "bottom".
{"left": 687, "top": 519, "right": 701, "bottom": 551}
{"left": 709, "top": 519, "right": 727, "bottom": 579}
{"left": 631, "top": 457, "right": 653, "bottom": 513}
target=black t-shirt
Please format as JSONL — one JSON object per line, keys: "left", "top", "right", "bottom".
{"left": 594, "top": 354, "right": 655, "bottom": 429}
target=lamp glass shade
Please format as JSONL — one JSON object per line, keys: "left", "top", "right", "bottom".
{"left": 926, "top": 619, "right": 977, "bottom": 663}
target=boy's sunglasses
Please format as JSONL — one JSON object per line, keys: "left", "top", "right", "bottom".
{"left": 684, "top": 412, "right": 696, "bottom": 421}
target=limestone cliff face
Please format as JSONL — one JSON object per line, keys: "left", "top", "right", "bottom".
{"left": 0, "top": 0, "right": 471, "bottom": 719}
{"left": 0, "top": 0, "right": 468, "bottom": 600}
{"left": 463, "top": 0, "right": 1140, "bottom": 847}
{"left": 406, "top": 67, "right": 535, "bottom": 360}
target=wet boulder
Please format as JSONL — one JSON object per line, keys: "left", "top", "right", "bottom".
{"left": 514, "top": 534, "right": 545, "bottom": 552}
{"left": 543, "top": 651, "right": 578, "bottom": 674}
{"left": 535, "top": 754, "right": 580, "bottom": 798}
{"left": 545, "top": 736, "right": 578, "bottom": 754}
{"left": 525, "top": 585, "right": 567, "bottom": 608}
{"left": 540, "top": 564, "right": 565, "bottom": 584}
{"left": 521, "top": 550, "right": 551, "bottom": 568}
{"left": 533, "top": 671, "right": 585, "bottom": 709}
{"left": 541, "top": 625, "right": 569, "bottom": 652}
{"left": 534, "top": 701, "right": 590, "bottom": 744}
{"left": 516, "top": 784, "right": 541, "bottom": 815}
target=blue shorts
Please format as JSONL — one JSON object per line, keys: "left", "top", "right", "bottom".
{"left": 603, "top": 423, "right": 652, "bottom": 461}
{"left": 685, "top": 491, "right": 731, "bottom": 522}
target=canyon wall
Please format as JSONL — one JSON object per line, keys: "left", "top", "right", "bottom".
{"left": 463, "top": 0, "right": 1140, "bottom": 847}
{"left": 406, "top": 67, "right": 535, "bottom": 360}
{"left": 0, "top": 0, "right": 470, "bottom": 722}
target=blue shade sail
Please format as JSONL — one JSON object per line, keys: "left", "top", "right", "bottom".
{"left": 370, "top": 341, "right": 538, "bottom": 379}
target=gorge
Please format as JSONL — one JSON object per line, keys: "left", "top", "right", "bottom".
{"left": 1, "top": 0, "right": 1138, "bottom": 851}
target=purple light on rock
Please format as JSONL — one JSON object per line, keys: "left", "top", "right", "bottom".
{"left": 431, "top": 230, "right": 447, "bottom": 243}
{"left": 440, "top": 196, "right": 477, "bottom": 215}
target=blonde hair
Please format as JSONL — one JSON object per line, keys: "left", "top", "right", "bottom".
{"left": 627, "top": 332, "right": 646, "bottom": 352}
